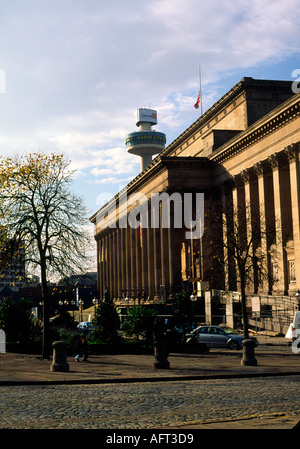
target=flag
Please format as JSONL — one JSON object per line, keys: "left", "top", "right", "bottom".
{"left": 194, "top": 90, "right": 201, "bottom": 109}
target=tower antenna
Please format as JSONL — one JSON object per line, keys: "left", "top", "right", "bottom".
{"left": 125, "top": 108, "right": 166, "bottom": 172}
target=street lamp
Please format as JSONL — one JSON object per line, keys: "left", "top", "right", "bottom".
{"left": 92, "top": 297, "right": 99, "bottom": 306}
{"left": 190, "top": 293, "right": 197, "bottom": 302}
{"left": 78, "top": 299, "right": 84, "bottom": 323}
{"left": 190, "top": 292, "right": 197, "bottom": 327}
{"left": 71, "top": 299, "right": 76, "bottom": 319}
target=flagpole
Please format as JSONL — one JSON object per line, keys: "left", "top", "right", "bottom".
{"left": 199, "top": 65, "right": 203, "bottom": 115}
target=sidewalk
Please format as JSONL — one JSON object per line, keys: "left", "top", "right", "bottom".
{"left": 1, "top": 336, "right": 300, "bottom": 429}
{"left": 0, "top": 336, "right": 299, "bottom": 385}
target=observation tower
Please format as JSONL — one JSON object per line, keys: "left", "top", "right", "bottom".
{"left": 125, "top": 108, "right": 166, "bottom": 171}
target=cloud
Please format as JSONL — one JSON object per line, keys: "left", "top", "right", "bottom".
{"left": 0, "top": 0, "right": 300, "bottom": 208}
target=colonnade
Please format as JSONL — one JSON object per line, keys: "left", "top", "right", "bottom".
{"left": 96, "top": 199, "right": 183, "bottom": 302}
{"left": 222, "top": 142, "right": 300, "bottom": 296}
{"left": 95, "top": 141, "right": 300, "bottom": 302}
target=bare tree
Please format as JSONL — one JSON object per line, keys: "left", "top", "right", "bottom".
{"left": 0, "top": 153, "right": 92, "bottom": 358}
{"left": 209, "top": 194, "right": 279, "bottom": 341}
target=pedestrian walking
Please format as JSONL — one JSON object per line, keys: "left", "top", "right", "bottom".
{"left": 74, "top": 335, "right": 89, "bottom": 362}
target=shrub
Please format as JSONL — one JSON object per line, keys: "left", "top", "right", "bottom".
{"left": 0, "top": 297, "right": 38, "bottom": 343}
{"left": 122, "top": 306, "right": 158, "bottom": 343}
{"left": 50, "top": 308, "right": 77, "bottom": 330}
{"left": 92, "top": 297, "right": 120, "bottom": 343}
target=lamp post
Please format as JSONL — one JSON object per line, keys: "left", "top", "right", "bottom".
{"left": 92, "top": 297, "right": 99, "bottom": 307}
{"left": 78, "top": 299, "right": 84, "bottom": 323}
{"left": 190, "top": 292, "right": 197, "bottom": 328}
{"left": 92, "top": 297, "right": 99, "bottom": 322}
{"left": 71, "top": 299, "right": 76, "bottom": 319}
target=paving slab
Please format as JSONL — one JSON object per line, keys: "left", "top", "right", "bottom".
{"left": 0, "top": 337, "right": 299, "bottom": 385}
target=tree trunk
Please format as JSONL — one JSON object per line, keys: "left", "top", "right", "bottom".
{"left": 41, "top": 260, "right": 50, "bottom": 359}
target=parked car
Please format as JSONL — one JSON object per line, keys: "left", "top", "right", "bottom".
{"left": 77, "top": 321, "right": 94, "bottom": 332}
{"left": 186, "top": 325, "right": 258, "bottom": 351}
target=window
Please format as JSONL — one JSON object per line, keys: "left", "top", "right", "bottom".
{"left": 210, "top": 327, "right": 225, "bottom": 335}
{"left": 289, "top": 260, "right": 296, "bottom": 283}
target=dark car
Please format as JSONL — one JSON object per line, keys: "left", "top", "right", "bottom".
{"left": 169, "top": 324, "right": 195, "bottom": 343}
{"left": 186, "top": 325, "right": 258, "bottom": 350}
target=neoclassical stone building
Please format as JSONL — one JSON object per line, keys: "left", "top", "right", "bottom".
{"left": 90, "top": 77, "right": 300, "bottom": 306}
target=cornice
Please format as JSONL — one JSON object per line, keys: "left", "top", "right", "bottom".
{"left": 210, "top": 93, "right": 300, "bottom": 164}
{"left": 89, "top": 156, "right": 214, "bottom": 223}
{"left": 160, "top": 78, "right": 292, "bottom": 158}
{"left": 159, "top": 79, "right": 246, "bottom": 157}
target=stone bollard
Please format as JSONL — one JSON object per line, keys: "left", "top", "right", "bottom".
{"left": 50, "top": 341, "right": 69, "bottom": 372}
{"left": 154, "top": 340, "right": 170, "bottom": 369}
{"left": 241, "top": 339, "right": 257, "bottom": 366}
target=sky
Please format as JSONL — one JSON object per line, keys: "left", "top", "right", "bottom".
{"left": 1, "top": 0, "right": 300, "bottom": 266}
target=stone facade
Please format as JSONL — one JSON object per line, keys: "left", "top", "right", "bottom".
{"left": 90, "top": 77, "right": 300, "bottom": 304}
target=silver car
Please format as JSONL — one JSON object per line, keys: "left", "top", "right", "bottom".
{"left": 186, "top": 325, "right": 258, "bottom": 350}
{"left": 77, "top": 321, "right": 94, "bottom": 331}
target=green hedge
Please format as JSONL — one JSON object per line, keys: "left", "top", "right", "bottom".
{"left": 6, "top": 342, "right": 42, "bottom": 354}
{"left": 5, "top": 341, "right": 200, "bottom": 356}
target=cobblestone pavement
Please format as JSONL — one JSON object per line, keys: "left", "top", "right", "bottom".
{"left": 1, "top": 375, "right": 300, "bottom": 429}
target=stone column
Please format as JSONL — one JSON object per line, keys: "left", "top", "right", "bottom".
{"left": 168, "top": 206, "right": 174, "bottom": 299}
{"left": 141, "top": 226, "right": 147, "bottom": 297}
{"left": 104, "top": 234, "right": 109, "bottom": 292}
{"left": 221, "top": 182, "right": 237, "bottom": 291}
{"left": 136, "top": 226, "right": 142, "bottom": 297}
{"left": 97, "top": 239, "right": 103, "bottom": 301}
{"left": 205, "top": 291, "right": 212, "bottom": 324}
{"left": 225, "top": 292, "right": 234, "bottom": 328}
{"left": 221, "top": 184, "right": 229, "bottom": 291}
{"left": 241, "top": 169, "right": 252, "bottom": 240}
{"left": 108, "top": 231, "right": 113, "bottom": 298}
{"left": 254, "top": 161, "right": 269, "bottom": 294}
{"left": 152, "top": 204, "right": 161, "bottom": 299}
{"left": 125, "top": 226, "right": 131, "bottom": 298}
{"left": 160, "top": 202, "right": 167, "bottom": 299}
{"left": 285, "top": 143, "right": 300, "bottom": 291}
{"left": 268, "top": 153, "right": 287, "bottom": 294}
{"left": 130, "top": 226, "right": 136, "bottom": 298}
{"left": 147, "top": 211, "right": 155, "bottom": 300}
{"left": 230, "top": 177, "right": 239, "bottom": 291}
{"left": 120, "top": 227, "right": 126, "bottom": 298}
{"left": 116, "top": 227, "right": 121, "bottom": 300}
{"left": 113, "top": 230, "right": 118, "bottom": 299}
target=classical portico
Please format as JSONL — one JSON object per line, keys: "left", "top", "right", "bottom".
{"left": 91, "top": 157, "right": 215, "bottom": 303}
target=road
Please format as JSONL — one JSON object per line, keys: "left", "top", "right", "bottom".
{"left": 1, "top": 375, "right": 300, "bottom": 429}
